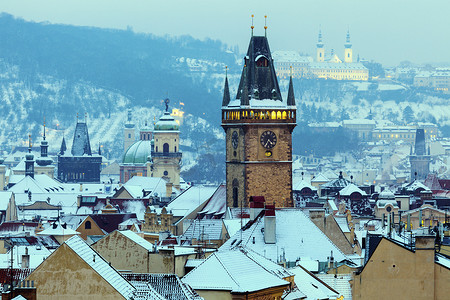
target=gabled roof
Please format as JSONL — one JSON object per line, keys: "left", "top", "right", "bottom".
{"left": 182, "top": 247, "right": 290, "bottom": 293}
{"left": 90, "top": 213, "right": 138, "bottom": 234}
{"left": 64, "top": 236, "right": 135, "bottom": 299}
{"left": 37, "top": 220, "right": 80, "bottom": 237}
{"left": 311, "top": 173, "right": 329, "bottom": 183}
{"left": 338, "top": 183, "right": 367, "bottom": 196}
{"left": 293, "top": 179, "right": 316, "bottom": 191}
{"left": 290, "top": 265, "right": 339, "bottom": 299}
{"left": 220, "top": 209, "right": 349, "bottom": 263}
{"left": 196, "top": 184, "right": 226, "bottom": 217}
{"left": 116, "top": 230, "right": 154, "bottom": 252}
{"left": 182, "top": 219, "right": 224, "bottom": 241}
{"left": 8, "top": 174, "right": 65, "bottom": 194}
{"left": 167, "top": 185, "right": 218, "bottom": 218}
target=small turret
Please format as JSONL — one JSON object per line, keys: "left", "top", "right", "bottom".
{"left": 344, "top": 30, "right": 353, "bottom": 63}
{"left": 59, "top": 136, "right": 67, "bottom": 155}
{"left": 287, "top": 74, "right": 296, "bottom": 107}
{"left": 222, "top": 68, "right": 231, "bottom": 107}
{"left": 25, "top": 135, "right": 34, "bottom": 178}
{"left": 36, "top": 121, "right": 53, "bottom": 166}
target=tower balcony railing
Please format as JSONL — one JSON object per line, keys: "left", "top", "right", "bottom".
{"left": 151, "top": 152, "right": 182, "bottom": 158}
{"left": 222, "top": 109, "right": 296, "bottom": 124}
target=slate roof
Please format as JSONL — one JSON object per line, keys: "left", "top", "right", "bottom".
{"left": 71, "top": 122, "right": 92, "bottom": 156}
{"left": 65, "top": 235, "right": 135, "bottom": 299}
{"left": 220, "top": 209, "right": 349, "bottom": 264}
{"left": 182, "top": 247, "right": 291, "bottom": 293}
{"left": 124, "top": 273, "right": 203, "bottom": 300}
{"left": 182, "top": 219, "right": 224, "bottom": 241}
{"left": 90, "top": 213, "right": 138, "bottom": 234}
{"left": 234, "top": 36, "right": 283, "bottom": 106}
{"left": 316, "top": 273, "right": 353, "bottom": 300}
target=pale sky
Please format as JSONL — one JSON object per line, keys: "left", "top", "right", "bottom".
{"left": 1, "top": 0, "right": 448, "bottom": 66}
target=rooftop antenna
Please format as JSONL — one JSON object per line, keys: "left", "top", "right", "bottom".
{"left": 164, "top": 98, "right": 170, "bottom": 112}
{"left": 264, "top": 15, "right": 267, "bottom": 37}
{"left": 251, "top": 14, "right": 254, "bottom": 36}
{"left": 76, "top": 112, "right": 79, "bottom": 123}
{"left": 28, "top": 134, "right": 32, "bottom": 151}
{"left": 85, "top": 112, "right": 87, "bottom": 123}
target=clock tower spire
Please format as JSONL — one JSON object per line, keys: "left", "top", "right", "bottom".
{"left": 222, "top": 33, "right": 297, "bottom": 208}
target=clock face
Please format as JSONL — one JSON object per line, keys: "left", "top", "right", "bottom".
{"left": 260, "top": 131, "right": 277, "bottom": 149}
{"left": 231, "top": 131, "right": 239, "bottom": 149}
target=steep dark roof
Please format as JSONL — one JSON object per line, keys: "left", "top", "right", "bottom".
{"left": 89, "top": 213, "right": 137, "bottom": 233}
{"left": 71, "top": 122, "right": 92, "bottom": 156}
{"left": 59, "top": 136, "right": 67, "bottom": 155}
{"left": 222, "top": 76, "right": 231, "bottom": 107}
{"left": 414, "top": 129, "right": 426, "bottom": 155}
{"left": 287, "top": 75, "right": 296, "bottom": 106}
{"left": 235, "top": 36, "right": 282, "bottom": 102}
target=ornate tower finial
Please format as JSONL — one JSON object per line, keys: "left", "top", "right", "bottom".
{"left": 28, "top": 134, "right": 32, "bottom": 152}
{"left": 164, "top": 98, "right": 170, "bottom": 112}
{"left": 76, "top": 113, "right": 79, "bottom": 123}
{"left": 251, "top": 14, "right": 254, "bottom": 36}
{"left": 43, "top": 117, "right": 46, "bottom": 140}
{"left": 264, "top": 15, "right": 268, "bottom": 37}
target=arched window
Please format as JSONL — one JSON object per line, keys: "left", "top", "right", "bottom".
{"left": 85, "top": 221, "right": 91, "bottom": 230}
{"left": 256, "top": 56, "right": 269, "bottom": 67}
{"left": 174, "top": 146, "right": 177, "bottom": 152}
{"left": 163, "top": 143, "right": 169, "bottom": 153}
{"left": 232, "top": 179, "right": 239, "bottom": 208}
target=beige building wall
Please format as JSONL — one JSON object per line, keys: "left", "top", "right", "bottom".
{"left": 352, "top": 237, "right": 450, "bottom": 300}
{"left": 26, "top": 243, "right": 126, "bottom": 300}
{"left": 149, "top": 131, "right": 181, "bottom": 189}
{"left": 0, "top": 164, "right": 5, "bottom": 190}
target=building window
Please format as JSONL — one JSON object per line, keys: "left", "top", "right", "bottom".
{"left": 232, "top": 179, "right": 239, "bottom": 207}
{"left": 164, "top": 171, "right": 168, "bottom": 176}
{"left": 163, "top": 143, "right": 169, "bottom": 153}
{"left": 85, "top": 221, "right": 91, "bottom": 229}
{"left": 128, "top": 134, "right": 131, "bottom": 138}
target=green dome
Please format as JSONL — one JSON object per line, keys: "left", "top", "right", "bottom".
{"left": 122, "top": 140, "right": 152, "bottom": 164}
{"left": 154, "top": 112, "right": 179, "bottom": 131}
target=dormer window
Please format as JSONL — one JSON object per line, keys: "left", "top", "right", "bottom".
{"left": 256, "top": 55, "right": 269, "bottom": 67}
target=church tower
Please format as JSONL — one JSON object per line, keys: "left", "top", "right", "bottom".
{"left": 344, "top": 30, "right": 353, "bottom": 63}
{"left": 316, "top": 30, "right": 325, "bottom": 62}
{"left": 222, "top": 34, "right": 297, "bottom": 208}
{"left": 149, "top": 99, "right": 182, "bottom": 190}
{"left": 409, "top": 129, "right": 430, "bottom": 181}
{"left": 124, "top": 109, "right": 136, "bottom": 152}
{"left": 25, "top": 135, "right": 35, "bottom": 179}
{"left": 36, "top": 121, "right": 55, "bottom": 178}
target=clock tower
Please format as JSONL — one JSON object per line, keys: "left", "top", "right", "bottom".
{"left": 222, "top": 34, "right": 297, "bottom": 208}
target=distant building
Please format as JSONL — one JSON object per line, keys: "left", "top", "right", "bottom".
{"left": 414, "top": 69, "right": 450, "bottom": 93}
{"left": 273, "top": 30, "right": 369, "bottom": 81}
{"left": 57, "top": 119, "right": 102, "bottom": 183}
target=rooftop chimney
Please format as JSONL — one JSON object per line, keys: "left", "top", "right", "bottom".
{"left": 166, "top": 182, "right": 173, "bottom": 198}
{"left": 249, "top": 196, "right": 265, "bottom": 220}
{"left": 264, "top": 205, "right": 276, "bottom": 244}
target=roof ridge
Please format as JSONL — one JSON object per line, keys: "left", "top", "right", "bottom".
{"left": 213, "top": 251, "right": 243, "bottom": 292}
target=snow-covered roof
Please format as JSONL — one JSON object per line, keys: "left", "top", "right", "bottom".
{"left": 376, "top": 199, "right": 399, "bottom": 209}
{"left": 37, "top": 220, "right": 80, "bottom": 237}
{"left": 8, "top": 174, "right": 65, "bottom": 194}
{"left": 379, "top": 189, "right": 395, "bottom": 199}
{"left": 289, "top": 265, "right": 339, "bottom": 299}
{"left": 272, "top": 51, "right": 312, "bottom": 63}
{"left": 339, "top": 184, "right": 367, "bottom": 196}
{"left": 223, "top": 219, "right": 249, "bottom": 237}
{"left": 316, "top": 273, "right": 352, "bottom": 300}
{"left": 65, "top": 236, "right": 135, "bottom": 299}
{"left": 309, "top": 62, "right": 367, "bottom": 70}
{"left": 436, "top": 254, "right": 450, "bottom": 269}
{"left": 182, "top": 219, "right": 224, "bottom": 241}
{"left": 293, "top": 179, "right": 316, "bottom": 191}
{"left": 334, "top": 216, "right": 350, "bottom": 233}
{"left": 311, "top": 173, "right": 329, "bottom": 183}
{"left": 343, "top": 119, "right": 376, "bottom": 125}
{"left": 167, "top": 185, "right": 218, "bottom": 218}
{"left": 182, "top": 247, "right": 291, "bottom": 293}
{"left": 0, "top": 191, "right": 13, "bottom": 211}
{"left": 123, "top": 176, "right": 178, "bottom": 198}
{"left": 221, "top": 209, "right": 349, "bottom": 263}
{"left": 117, "top": 230, "right": 154, "bottom": 252}
{"left": 197, "top": 185, "right": 226, "bottom": 217}
{"left": 403, "top": 180, "right": 430, "bottom": 192}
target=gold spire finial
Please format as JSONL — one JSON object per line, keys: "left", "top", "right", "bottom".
{"left": 290, "top": 65, "right": 293, "bottom": 77}
{"left": 76, "top": 113, "right": 79, "bottom": 122}
{"left": 28, "top": 134, "right": 32, "bottom": 149}
{"left": 85, "top": 112, "right": 87, "bottom": 123}
{"left": 43, "top": 116, "right": 46, "bottom": 139}
{"left": 264, "top": 15, "right": 267, "bottom": 37}
{"left": 251, "top": 14, "right": 254, "bottom": 36}
{"left": 225, "top": 65, "right": 228, "bottom": 77}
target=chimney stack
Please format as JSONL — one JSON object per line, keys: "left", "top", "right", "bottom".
{"left": 166, "top": 182, "right": 173, "bottom": 198}
{"left": 264, "top": 205, "right": 276, "bottom": 244}
{"left": 249, "top": 196, "right": 265, "bottom": 220}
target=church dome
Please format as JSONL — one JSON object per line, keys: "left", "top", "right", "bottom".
{"left": 122, "top": 140, "right": 152, "bottom": 164}
{"left": 154, "top": 112, "right": 179, "bottom": 131}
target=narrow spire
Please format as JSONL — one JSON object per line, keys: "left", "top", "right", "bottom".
{"left": 28, "top": 134, "right": 32, "bottom": 152}
{"left": 85, "top": 112, "right": 87, "bottom": 123}
{"left": 240, "top": 65, "right": 249, "bottom": 106}
{"left": 76, "top": 113, "right": 79, "bottom": 123}
{"left": 43, "top": 117, "right": 46, "bottom": 140}
{"left": 98, "top": 143, "right": 102, "bottom": 156}
{"left": 60, "top": 135, "right": 67, "bottom": 155}
{"left": 222, "top": 66, "right": 231, "bottom": 107}
{"left": 251, "top": 14, "right": 254, "bottom": 36}
{"left": 164, "top": 98, "right": 170, "bottom": 112}
{"left": 287, "top": 70, "right": 296, "bottom": 106}
{"left": 264, "top": 15, "right": 267, "bottom": 37}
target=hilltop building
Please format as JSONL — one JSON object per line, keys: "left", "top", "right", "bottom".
{"left": 57, "top": 118, "right": 102, "bottom": 183}
{"left": 273, "top": 30, "right": 369, "bottom": 81}
{"left": 221, "top": 33, "right": 296, "bottom": 208}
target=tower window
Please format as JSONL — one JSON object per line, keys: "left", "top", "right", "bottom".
{"left": 256, "top": 56, "right": 268, "bottom": 67}
{"left": 232, "top": 179, "right": 239, "bottom": 208}
{"left": 175, "top": 146, "right": 177, "bottom": 152}
{"left": 163, "top": 143, "right": 169, "bottom": 153}
{"left": 164, "top": 171, "right": 168, "bottom": 176}
{"left": 128, "top": 134, "right": 131, "bottom": 138}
